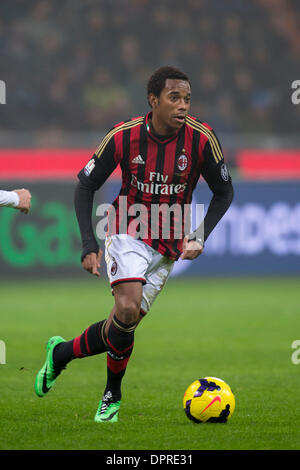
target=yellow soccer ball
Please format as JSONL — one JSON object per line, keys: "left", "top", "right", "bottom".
{"left": 183, "top": 377, "right": 235, "bottom": 423}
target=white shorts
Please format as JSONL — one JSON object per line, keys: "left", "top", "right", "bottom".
{"left": 104, "top": 234, "right": 174, "bottom": 315}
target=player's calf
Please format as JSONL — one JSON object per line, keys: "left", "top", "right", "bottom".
{"left": 105, "top": 315, "right": 136, "bottom": 398}
{"left": 96, "top": 314, "right": 137, "bottom": 422}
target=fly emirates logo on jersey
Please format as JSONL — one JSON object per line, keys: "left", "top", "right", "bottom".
{"left": 131, "top": 171, "right": 187, "bottom": 195}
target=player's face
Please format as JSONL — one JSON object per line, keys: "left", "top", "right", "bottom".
{"left": 150, "top": 79, "right": 191, "bottom": 135}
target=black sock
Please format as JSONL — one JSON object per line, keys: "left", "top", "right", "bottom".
{"left": 104, "top": 315, "right": 135, "bottom": 400}
{"left": 53, "top": 319, "right": 107, "bottom": 368}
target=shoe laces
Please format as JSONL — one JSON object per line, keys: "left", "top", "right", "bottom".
{"left": 100, "top": 401, "right": 109, "bottom": 413}
{"left": 100, "top": 391, "right": 114, "bottom": 413}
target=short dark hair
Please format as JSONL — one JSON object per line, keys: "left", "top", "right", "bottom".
{"left": 147, "top": 66, "right": 190, "bottom": 106}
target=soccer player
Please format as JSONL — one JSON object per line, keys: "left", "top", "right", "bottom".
{"left": 0, "top": 188, "right": 31, "bottom": 213}
{"left": 34, "top": 66, "right": 234, "bottom": 423}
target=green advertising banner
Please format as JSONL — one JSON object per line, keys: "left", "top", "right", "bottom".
{"left": 0, "top": 182, "right": 105, "bottom": 278}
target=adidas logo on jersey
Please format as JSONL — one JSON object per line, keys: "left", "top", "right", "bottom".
{"left": 132, "top": 154, "right": 145, "bottom": 164}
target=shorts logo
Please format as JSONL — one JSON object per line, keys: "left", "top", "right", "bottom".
{"left": 111, "top": 261, "right": 118, "bottom": 276}
{"left": 84, "top": 158, "right": 95, "bottom": 176}
{"left": 220, "top": 163, "right": 229, "bottom": 182}
{"left": 177, "top": 154, "right": 188, "bottom": 172}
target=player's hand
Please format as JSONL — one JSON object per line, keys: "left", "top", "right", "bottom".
{"left": 82, "top": 248, "right": 103, "bottom": 277}
{"left": 14, "top": 188, "right": 32, "bottom": 214}
{"left": 180, "top": 235, "right": 204, "bottom": 260}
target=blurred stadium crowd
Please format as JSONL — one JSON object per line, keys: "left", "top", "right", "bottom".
{"left": 1, "top": 0, "right": 300, "bottom": 134}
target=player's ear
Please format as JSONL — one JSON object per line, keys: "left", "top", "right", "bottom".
{"left": 148, "top": 93, "right": 158, "bottom": 109}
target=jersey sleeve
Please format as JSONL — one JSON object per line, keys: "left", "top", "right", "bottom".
{"left": 196, "top": 127, "right": 233, "bottom": 242}
{"left": 200, "top": 127, "right": 231, "bottom": 189}
{"left": 77, "top": 128, "right": 122, "bottom": 191}
{"left": 0, "top": 190, "right": 19, "bottom": 207}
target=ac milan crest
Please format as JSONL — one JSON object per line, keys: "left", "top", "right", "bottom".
{"left": 177, "top": 154, "right": 188, "bottom": 171}
{"left": 111, "top": 261, "right": 118, "bottom": 276}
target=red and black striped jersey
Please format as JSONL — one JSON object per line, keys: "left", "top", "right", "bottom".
{"left": 78, "top": 112, "right": 227, "bottom": 260}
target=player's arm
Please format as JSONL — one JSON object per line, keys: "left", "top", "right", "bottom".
{"left": 200, "top": 134, "right": 234, "bottom": 243}
{"left": 195, "top": 131, "right": 234, "bottom": 243}
{"left": 0, "top": 188, "right": 31, "bottom": 213}
{"left": 199, "top": 159, "right": 233, "bottom": 239}
{"left": 74, "top": 135, "right": 119, "bottom": 276}
{"left": 181, "top": 131, "right": 233, "bottom": 259}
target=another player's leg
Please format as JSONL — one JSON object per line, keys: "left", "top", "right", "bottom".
{"left": 94, "top": 281, "right": 142, "bottom": 423}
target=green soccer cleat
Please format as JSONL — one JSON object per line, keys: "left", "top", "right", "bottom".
{"left": 34, "top": 336, "right": 66, "bottom": 397}
{"left": 94, "top": 391, "right": 121, "bottom": 423}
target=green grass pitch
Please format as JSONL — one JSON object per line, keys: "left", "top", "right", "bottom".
{"left": 1, "top": 277, "right": 300, "bottom": 450}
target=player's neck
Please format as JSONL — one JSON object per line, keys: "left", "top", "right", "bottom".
{"left": 149, "top": 115, "right": 176, "bottom": 139}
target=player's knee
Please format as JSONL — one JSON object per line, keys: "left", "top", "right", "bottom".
{"left": 116, "top": 298, "right": 140, "bottom": 325}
